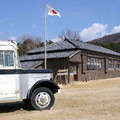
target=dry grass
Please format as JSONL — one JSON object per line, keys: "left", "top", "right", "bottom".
{"left": 0, "top": 77, "right": 120, "bottom": 120}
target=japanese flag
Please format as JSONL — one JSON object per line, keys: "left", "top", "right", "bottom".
{"left": 47, "top": 5, "right": 61, "bottom": 17}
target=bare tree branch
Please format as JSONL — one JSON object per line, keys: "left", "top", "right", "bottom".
{"left": 58, "top": 29, "right": 81, "bottom": 41}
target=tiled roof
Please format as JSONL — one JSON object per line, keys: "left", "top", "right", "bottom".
{"left": 20, "top": 60, "right": 43, "bottom": 69}
{"left": 20, "top": 50, "right": 78, "bottom": 61}
{"left": 73, "top": 40, "right": 120, "bottom": 56}
{"left": 27, "top": 39, "right": 120, "bottom": 56}
{"left": 28, "top": 39, "right": 76, "bottom": 54}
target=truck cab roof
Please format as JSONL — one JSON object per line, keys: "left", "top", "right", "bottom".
{"left": 0, "top": 41, "right": 18, "bottom": 50}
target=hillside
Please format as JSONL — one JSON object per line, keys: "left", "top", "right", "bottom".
{"left": 89, "top": 32, "right": 120, "bottom": 53}
{"left": 90, "top": 32, "right": 120, "bottom": 44}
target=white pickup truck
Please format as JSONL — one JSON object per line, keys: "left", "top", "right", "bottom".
{"left": 0, "top": 41, "right": 60, "bottom": 110}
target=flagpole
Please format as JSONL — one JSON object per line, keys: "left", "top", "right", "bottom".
{"left": 44, "top": 2, "right": 47, "bottom": 69}
{"left": 44, "top": 3, "right": 61, "bottom": 69}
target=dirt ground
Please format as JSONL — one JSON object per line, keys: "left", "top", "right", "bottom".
{"left": 0, "top": 78, "right": 120, "bottom": 120}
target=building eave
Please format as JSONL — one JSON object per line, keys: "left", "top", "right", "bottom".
{"left": 69, "top": 50, "right": 81, "bottom": 59}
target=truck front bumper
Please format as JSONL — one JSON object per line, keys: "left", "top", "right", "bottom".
{"left": 57, "top": 89, "right": 61, "bottom": 93}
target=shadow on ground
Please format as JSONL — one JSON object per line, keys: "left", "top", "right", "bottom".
{"left": 0, "top": 102, "right": 34, "bottom": 113}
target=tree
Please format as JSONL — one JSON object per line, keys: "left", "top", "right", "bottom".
{"left": 18, "top": 33, "right": 54, "bottom": 56}
{"left": 18, "top": 33, "right": 43, "bottom": 56}
{"left": 58, "top": 29, "right": 81, "bottom": 41}
{"left": 90, "top": 41, "right": 120, "bottom": 53}
{"left": 46, "top": 40, "right": 53, "bottom": 45}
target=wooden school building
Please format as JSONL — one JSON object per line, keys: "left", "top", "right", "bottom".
{"left": 20, "top": 38, "right": 120, "bottom": 84}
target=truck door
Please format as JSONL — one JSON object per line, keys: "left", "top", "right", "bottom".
{"left": 0, "top": 50, "right": 19, "bottom": 100}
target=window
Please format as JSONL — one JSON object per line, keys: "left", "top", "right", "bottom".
{"left": 69, "top": 65, "right": 77, "bottom": 75}
{"left": 0, "top": 51, "right": 14, "bottom": 67}
{"left": 0, "top": 51, "right": 3, "bottom": 66}
{"left": 108, "top": 59, "right": 120, "bottom": 70}
{"left": 87, "top": 56, "right": 102, "bottom": 70}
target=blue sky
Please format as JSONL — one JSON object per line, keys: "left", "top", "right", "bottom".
{"left": 0, "top": 0, "right": 120, "bottom": 42}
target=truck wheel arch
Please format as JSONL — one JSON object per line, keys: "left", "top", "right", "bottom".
{"left": 27, "top": 80, "right": 60, "bottom": 99}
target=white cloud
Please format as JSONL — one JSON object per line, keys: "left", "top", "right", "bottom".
{"left": 32, "top": 24, "right": 36, "bottom": 29}
{"left": 80, "top": 23, "right": 108, "bottom": 41}
{"left": 80, "top": 23, "right": 120, "bottom": 42}
{"left": 9, "top": 36, "right": 18, "bottom": 41}
{"left": 51, "top": 37, "right": 61, "bottom": 42}
{"left": 112, "top": 25, "right": 120, "bottom": 33}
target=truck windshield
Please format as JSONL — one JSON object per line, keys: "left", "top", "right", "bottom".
{"left": 0, "top": 51, "right": 14, "bottom": 67}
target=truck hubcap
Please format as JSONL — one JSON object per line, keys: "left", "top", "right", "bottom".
{"left": 35, "top": 92, "right": 51, "bottom": 108}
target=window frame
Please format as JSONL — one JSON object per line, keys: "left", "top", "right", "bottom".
{"left": 87, "top": 56, "right": 102, "bottom": 71}
{"left": 0, "top": 50, "right": 15, "bottom": 67}
{"left": 108, "top": 59, "right": 120, "bottom": 71}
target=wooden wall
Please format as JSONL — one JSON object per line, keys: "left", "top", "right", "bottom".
{"left": 36, "top": 50, "right": 120, "bottom": 84}
{"left": 79, "top": 50, "right": 120, "bottom": 82}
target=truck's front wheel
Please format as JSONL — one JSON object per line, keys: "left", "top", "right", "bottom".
{"left": 31, "top": 87, "right": 55, "bottom": 110}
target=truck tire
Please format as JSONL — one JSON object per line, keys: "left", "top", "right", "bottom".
{"left": 31, "top": 87, "right": 55, "bottom": 110}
